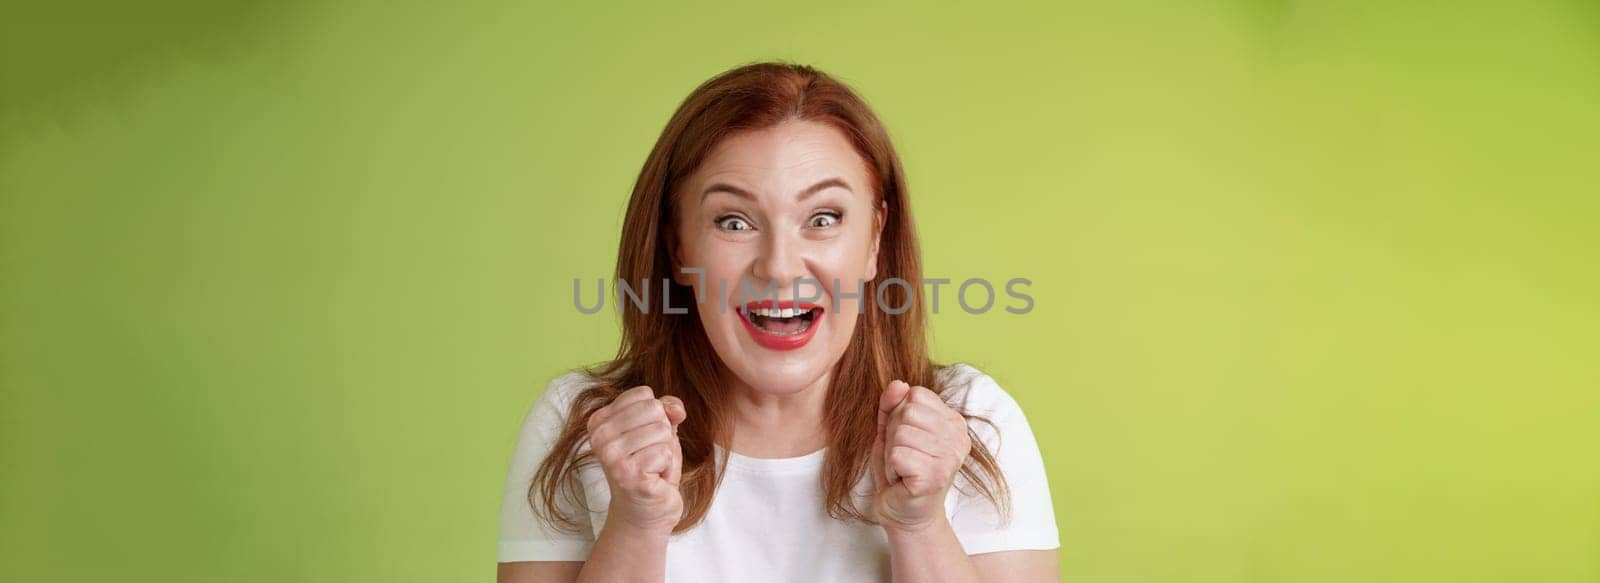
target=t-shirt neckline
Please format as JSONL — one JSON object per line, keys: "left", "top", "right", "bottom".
{"left": 716, "top": 444, "right": 827, "bottom": 474}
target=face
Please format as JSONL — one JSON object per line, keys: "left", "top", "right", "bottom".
{"left": 671, "top": 119, "right": 884, "bottom": 396}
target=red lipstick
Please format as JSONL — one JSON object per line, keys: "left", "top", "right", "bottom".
{"left": 738, "top": 299, "right": 823, "bottom": 351}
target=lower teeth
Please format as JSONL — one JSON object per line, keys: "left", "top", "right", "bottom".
{"left": 749, "top": 314, "right": 814, "bottom": 336}
{"left": 773, "top": 320, "right": 810, "bottom": 335}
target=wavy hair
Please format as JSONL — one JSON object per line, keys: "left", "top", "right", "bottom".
{"left": 529, "top": 61, "right": 1010, "bottom": 534}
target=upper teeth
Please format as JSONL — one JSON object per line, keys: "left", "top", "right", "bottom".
{"left": 748, "top": 307, "right": 812, "bottom": 318}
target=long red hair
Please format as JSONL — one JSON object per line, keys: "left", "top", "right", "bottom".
{"left": 530, "top": 61, "right": 1010, "bottom": 533}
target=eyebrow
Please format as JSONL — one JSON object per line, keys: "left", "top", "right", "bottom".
{"left": 700, "top": 177, "right": 852, "bottom": 203}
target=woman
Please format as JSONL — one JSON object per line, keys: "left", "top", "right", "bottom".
{"left": 497, "top": 62, "right": 1059, "bottom": 582}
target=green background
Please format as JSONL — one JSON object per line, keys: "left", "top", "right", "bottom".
{"left": 3, "top": 1, "right": 1597, "bottom": 581}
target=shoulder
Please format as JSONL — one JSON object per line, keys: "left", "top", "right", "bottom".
{"left": 505, "top": 370, "right": 610, "bottom": 473}
{"left": 523, "top": 369, "right": 607, "bottom": 430}
{"left": 541, "top": 370, "right": 602, "bottom": 405}
{"left": 934, "top": 363, "right": 1044, "bottom": 456}
{"left": 935, "top": 362, "right": 1023, "bottom": 419}
{"left": 938, "top": 364, "right": 1061, "bottom": 553}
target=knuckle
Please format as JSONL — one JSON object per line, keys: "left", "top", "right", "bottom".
{"left": 599, "top": 441, "right": 626, "bottom": 464}
{"left": 906, "top": 425, "right": 927, "bottom": 443}
{"left": 889, "top": 446, "right": 913, "bottom": 467}
{"left": 622, "top": 476, "right": 647, "bottom": 493}
{"left": 637, "top": 478, "right": 662, "bottom": 497}
{"left": 635, "top": 443, "right": 658, "bottom": 459}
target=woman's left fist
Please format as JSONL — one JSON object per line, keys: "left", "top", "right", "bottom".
{"left": 870, "top": 379, "right": 972, "bottom": 532}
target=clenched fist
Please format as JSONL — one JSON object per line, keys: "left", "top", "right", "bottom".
{"left": 870, "top": 380, "right": 973, "bottom": 532}
{"left": 586, "top": 386, "right": 687, "bottom": 534}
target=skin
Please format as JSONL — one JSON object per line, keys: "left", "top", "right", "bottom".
{"left": 500, "top": 120, "right": 1057, "bottom": 582}
{"left": 673, "top": 118, "right": 882, "bottom": 459}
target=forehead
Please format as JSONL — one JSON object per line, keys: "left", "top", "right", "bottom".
{"left": 689, "top": 119, "right": 872, "bottom": 195}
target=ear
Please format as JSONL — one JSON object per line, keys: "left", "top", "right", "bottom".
{"left": 865, "top": 199, "right": 887, "bottom": 281}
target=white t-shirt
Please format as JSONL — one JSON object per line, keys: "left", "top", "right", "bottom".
{"left": 497, "top": 364, "right": 1060, "bottom": 581}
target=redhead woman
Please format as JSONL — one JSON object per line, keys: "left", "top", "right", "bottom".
{"left": 497, "top": 62, "right": 1060, "bottom": 582}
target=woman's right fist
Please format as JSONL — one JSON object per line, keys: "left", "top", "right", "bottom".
{"left": 585, "top": 385, "right": 687, "bottom": 534}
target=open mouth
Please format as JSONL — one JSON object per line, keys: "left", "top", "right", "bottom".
{"left": 743, "top": 305, "right": 820, "bottom": 335}
{"left": 738, "top": 301, "right": 824, "bottom": 350}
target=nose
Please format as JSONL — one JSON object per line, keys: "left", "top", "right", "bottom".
{"left": 752, "top": 229, "right": 807, "bottom": 290}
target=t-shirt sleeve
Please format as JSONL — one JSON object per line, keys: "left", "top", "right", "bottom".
{"left": 946, "top": 368, "right": 1062, "bottom": 555}
{"left": 497, "top": 372, "right": 597, "bottom": 562}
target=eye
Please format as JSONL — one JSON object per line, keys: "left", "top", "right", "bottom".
{"left": 716, "top": 215, "right": 754, "bottom": 232}
{"left": 808, "top": 211, "right": 842, "bottom": 229}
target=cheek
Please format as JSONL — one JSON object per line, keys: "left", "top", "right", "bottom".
{"left": 810, "top": 233, "right": 875, "bottom": 281}
{"left": 681, "top": 237, "right": 748, "bottom": 285}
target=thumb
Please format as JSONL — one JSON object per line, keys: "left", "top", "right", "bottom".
{"left": 876, "top": 380, "right": 911, "bottom": 486}
{"left": 878, "top": 380, "right": 912, "bottom": 427}
{"left": 660, "top": 396, "right": 687, "bottom": 429}
{"left": 659, "top": 396, "right": 686, "bottom": 487}
{"left": 870, "top": 412, "right": 887, "bottom": 486}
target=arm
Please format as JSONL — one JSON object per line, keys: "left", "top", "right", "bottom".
{"left": 884, "top": 516, "right": 980, "bottom": 583}
{"left": 873, "top": 380, "right": 983, "bottom": 583}
{"left": 575, "top": 520, "right": 671, "bottom": 583}
{"left": 497, "top": 383, "right": 687, "bottom": 583}
{"left": 971, "top": 550, "right": 1058, "bottom": 583}
{"left": 498, "top": 561, "right": 580, "bottom": 582}
{"left": 875, "top": 377, "right": 1061, "bottom": 583}
{"left": 884, "top": 517, "right": 1058, "bottom": 583}
{"left": 497, "top": 507, "right": 1058, "bottom": 583}
{"left": 497, "top": 521, "right": 670, "bottom": 583}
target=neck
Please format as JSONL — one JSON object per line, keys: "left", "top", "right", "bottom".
{"left": 723, "top": 370, "right": 832, "bottom": 459}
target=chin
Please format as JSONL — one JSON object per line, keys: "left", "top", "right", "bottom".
{"left": 701, "top": 300, "right": 850, "bottom": 395}
{"left": 707, "top": 324, "right": 841, "bottom": 396}
{"left": 727, "top": 356, "right": 831, "bottom": 395}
